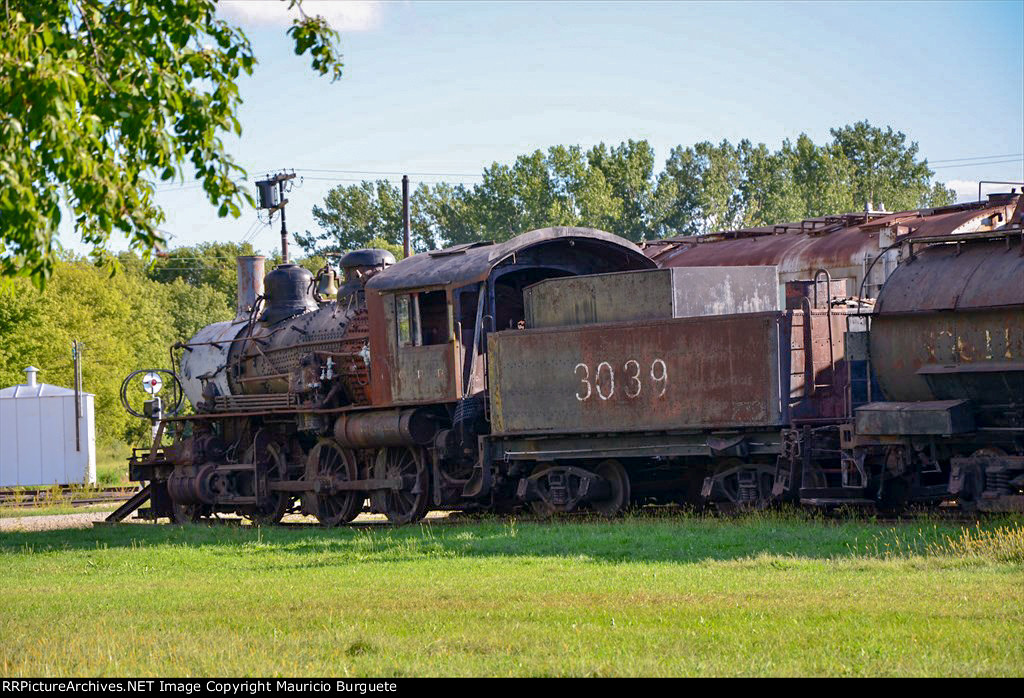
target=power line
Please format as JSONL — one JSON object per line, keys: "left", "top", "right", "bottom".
{"left": 928, "top": 152, "right": 1022, "bottom": 164}
{"left": 238, "top": 217, "right": 262, "bottom": 243}
{"left": 150, "top": 153, "right": 1024, "bottom": 194}
{"left": 298, "top": 175, "right": 479, "bottom": 185}
{"left": 242, "top": 220, "right": 270, "bottom": 245}
{"left": 296, "top": 167, "right": 483, "bottom": 178}
{"left": 931, "top": 157, "right": 1023, "bottom": 170}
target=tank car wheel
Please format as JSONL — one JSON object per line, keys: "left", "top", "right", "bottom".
{"left": 876, "top": 447, "right": 912, "bottom": 515}
{"left": 376, "top": 446, "right": 430, "bottom": 525}
{"left": 307, "top": 438, "right": 362, "bottom": 527}
{"left": 245, "top": 442, "right": 291, "bottom": 526}
{"left": 591, "top": 459, "right": 631, "bottom": 517}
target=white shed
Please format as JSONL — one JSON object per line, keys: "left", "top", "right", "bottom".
{"left": 0, "top": 367, "right": 96, "bottom": 487}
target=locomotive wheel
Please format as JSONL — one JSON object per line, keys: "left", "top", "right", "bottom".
{"left": 169, "top": 501, "right": 205, "bottom": 524}
{"left": 246, "top": 442, "right": 291, "bottom": 526}
{"left": 307, "top": 438, "right": 362, "bottom": 527}
{"left": 591, "top": 459, "right": 631, "bottom": 517}
{"left": 376, "top": 446, "right": 430, "bottom": 525}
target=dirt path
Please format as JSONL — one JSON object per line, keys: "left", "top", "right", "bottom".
{"left": 0, "top": 511, "right": 123, "bottom": 532}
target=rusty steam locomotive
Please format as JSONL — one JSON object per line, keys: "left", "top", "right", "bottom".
{"left": 112, "top": 196, "right": 1024, "bottom": 524}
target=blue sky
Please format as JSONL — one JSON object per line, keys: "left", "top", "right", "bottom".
{"left": 63, "top": 0, "right": 1024, "bottom": 255}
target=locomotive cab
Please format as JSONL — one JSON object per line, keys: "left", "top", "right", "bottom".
{"left": 364, "top": 227, "right": 655, "bottom": 408}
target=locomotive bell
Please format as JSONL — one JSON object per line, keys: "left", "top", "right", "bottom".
{"left": 316, "top": 267, "right": 340, "bottom": 297}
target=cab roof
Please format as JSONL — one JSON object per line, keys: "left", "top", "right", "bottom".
{"left": 365, "top": 227, "right": 653, "bottom": 293}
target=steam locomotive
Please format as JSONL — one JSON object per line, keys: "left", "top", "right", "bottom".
{"left": 113, "top": 203, "right": 1024, "bottom": 525}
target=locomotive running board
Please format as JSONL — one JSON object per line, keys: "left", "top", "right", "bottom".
{"left": 101, "top": 483, "right": 153, "bottom": 524}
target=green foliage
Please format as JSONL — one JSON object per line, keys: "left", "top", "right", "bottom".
{"left": 300, "top": 180, "right": 414, "bottom": 253}
{"left": 0, "top": 0, "right": 342, "bottom": 286}
{"left": 655, "top": 140, "right": 745, "bottom": 236}
{"left": 830, "top": 120, "right": 948, "bottom": 212}
{"left": 0, "top": 244, "right": 331, "bottom": 445}
{"left": 147, "top": 240, "right": 257, "bottom": 311}
{"left": 304, "top": 121, "right": 957, "bottom": 251}
{"left": 300, "top": 141, "right": 659, "bottom": 255}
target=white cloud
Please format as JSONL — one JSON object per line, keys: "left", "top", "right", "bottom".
{"left": 219, "top": 1, "right": 383, "bottom": 32}
{"left": 946, "top": 179, "right": 1024, "bottom": 204}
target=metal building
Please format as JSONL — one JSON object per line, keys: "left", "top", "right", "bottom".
{"left": 0, "top": 367, "right": 96, "bottom": 487}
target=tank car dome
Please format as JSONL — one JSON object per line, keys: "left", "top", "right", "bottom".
{"left": 340, "top": 248, "right": 397, "bottom": 269}
{"left": 260, "top": 263, "right": 318, "bottom": 324}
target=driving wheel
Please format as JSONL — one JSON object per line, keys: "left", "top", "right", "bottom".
{"left": 307, "top": 438, "right": 362, "bottom": 527}
{"left": 376, "top": 446, "right": 430, "bottom": 525}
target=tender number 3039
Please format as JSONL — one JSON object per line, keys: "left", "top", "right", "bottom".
{"left": 574, "top": 359, "right": 668, "bottom": 401}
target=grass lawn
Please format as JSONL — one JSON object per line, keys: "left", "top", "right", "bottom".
{"left": 0, "top": 503, "right": 118, "bottom": 519}
{"left": 95, "top": 442, "right": 133, "bottom": 486}
{"left": 0, "top": 512, "right": 1021, "bottom": 677}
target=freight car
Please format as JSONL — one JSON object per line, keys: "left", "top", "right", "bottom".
{"left": 112, "top": 221, "right": 1024, "bottom": 525}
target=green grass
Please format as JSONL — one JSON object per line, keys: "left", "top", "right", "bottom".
{"left": 0, "top": 512, "right": 1021, "bottom": 677}
{"left": 0, "top": 503, "right": 118, "bottom": 519}
{"left": 95, "top": 442, "right": 132, "bottom": 486}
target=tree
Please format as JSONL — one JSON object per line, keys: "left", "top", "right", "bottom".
{"left": 830, "top": 120, "right": 951, "bottom": 211}
{"left": 587, "top": 140, "right": 656, "bottom": 242}
{"left": 305, "top": 141, "right": 657, "bottom": 253}
{"left": 786, "top": 135, "right": 856, "bottom": 218}
{"left": 307, "top": 125, "right": 957, "bottom": 249}
{"left": 299, "top": 179, "right": 434, "bottom": 254}
{"left": 547, "top": 145, "right": 622, "bottom": 233}
{"left": 654, "top": 140, "right": 744, "bottom": 236}
{"left": 417, "top": 183, "right": 478, "bottom": 248}
{"left": 146, "top": 241, "right": 256, "bottom": 310}
{"left": 736, "top": 140, "right": 804, "bottom": 228}
{"left": 0, "top": 0, "right": 342, "bottom": 286}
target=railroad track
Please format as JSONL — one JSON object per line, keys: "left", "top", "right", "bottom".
{"left": 0, "top": 486, "right": 137, "bottom": 510}
{"left": 105, "top": 504, "right": 998, "bottom": 528}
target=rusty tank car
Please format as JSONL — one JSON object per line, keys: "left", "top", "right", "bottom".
{"left": 112, "top": 194, "right": 1024, "bottom": 524}
{"left": 845, "top": 230, "right": 1024, "bottom": 512}
{"left": 644, "top": 194, "right": 1022, "bottom": 302}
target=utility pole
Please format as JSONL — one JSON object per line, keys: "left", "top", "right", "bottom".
{"left": 256, "top": 171, "right": 298, "bottom": 263}
{"left": 71, "top": 340, "right": 83, "bottom": 452}
{"left": 402, "top": 174, "right": 411, "bottom": 258}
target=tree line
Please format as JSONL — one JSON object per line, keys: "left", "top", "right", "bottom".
{"left": 0, "top": 118, "right": 953, "bottom": 447}
{"left": 297, "top": 121, "right": 955, "bottom": 254}
{"left": 0, "top": 235, "right": 402, "bottom": 447}
{"left": 0, "top": 243, "right": 296, "bottom": 446}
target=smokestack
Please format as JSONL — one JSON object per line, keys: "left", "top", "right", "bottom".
{"left": 402, "top": 174, "right": 411, "bottom": 258}
{"left": 235, "top": 255, "right": 266, "bottom": 322}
